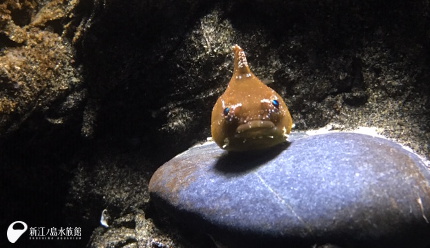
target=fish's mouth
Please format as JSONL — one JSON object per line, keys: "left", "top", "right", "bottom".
{"left": 235, "top": 120, "right": 279, "bottom": 138}
{"left": 220, "top": 120, "right": 288, "bottom": 151}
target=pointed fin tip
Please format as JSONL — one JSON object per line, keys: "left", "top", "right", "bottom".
{"left": 232, "top": 44, "right": 251, "bottom": 76}
{"left": 232, "top": 44, "right": 242, "bottom": 53}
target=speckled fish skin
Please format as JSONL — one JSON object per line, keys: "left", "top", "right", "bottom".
{"left": 211, "top": 45, "right": 293, "bottom": 151}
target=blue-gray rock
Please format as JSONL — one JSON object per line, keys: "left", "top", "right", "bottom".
{"left": 149, "top": 132, "right": 430, "bottom": 248}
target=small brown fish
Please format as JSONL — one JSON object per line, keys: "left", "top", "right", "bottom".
{"left": 211, "top": 45, "right": 293, "bottom": 151}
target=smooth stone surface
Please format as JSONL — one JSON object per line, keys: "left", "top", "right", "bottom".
{"left": 149, "top": 132, "right": 430, "bottom": 248}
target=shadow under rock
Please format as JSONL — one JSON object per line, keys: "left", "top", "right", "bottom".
{"left": 214, "top": 141, "right": 290, "bottom": 174}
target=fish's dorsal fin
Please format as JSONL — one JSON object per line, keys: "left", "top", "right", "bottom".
{"left": 233, "top": 45, "right": 252, "bottom": 80}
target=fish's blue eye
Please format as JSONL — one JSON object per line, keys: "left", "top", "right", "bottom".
{"left": 272, "top": 99, "right": 279, "bottom": 108}
{"left": 223, "top": 107, "right": 230, "bottom": 116}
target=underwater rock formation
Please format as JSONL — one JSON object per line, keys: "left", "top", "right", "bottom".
{"left": 150, "top": 132, "right": 430, "bottom": 248}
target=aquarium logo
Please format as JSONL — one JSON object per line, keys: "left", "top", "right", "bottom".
{"left": 7, "top": 221, "right": 82, "bottom": 243}
{"left": 7, "top": 221, "right": 28, "bottom": 243}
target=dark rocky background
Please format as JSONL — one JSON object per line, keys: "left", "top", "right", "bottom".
{"left": 1, "top": 0, "right": 429, "bottom": 247}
